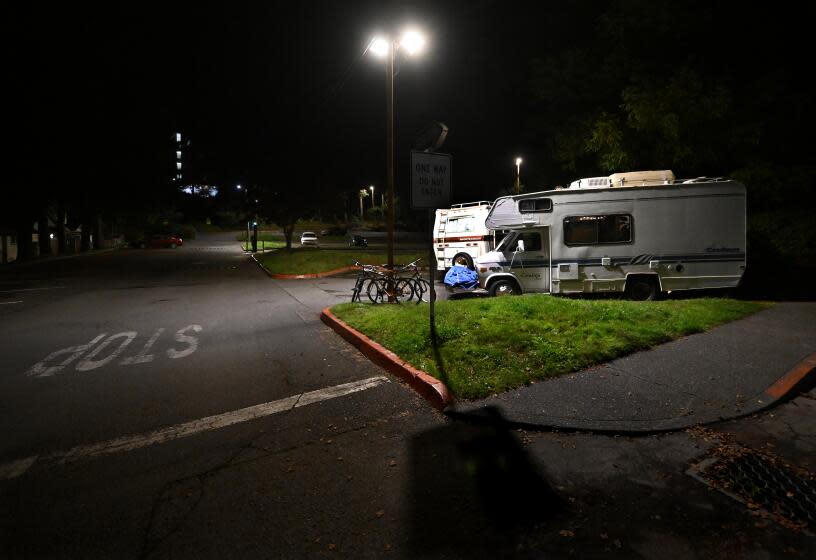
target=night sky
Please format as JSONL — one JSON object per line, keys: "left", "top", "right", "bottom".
{"left": 8, "top": 1, "right": 812, "bottom": 211}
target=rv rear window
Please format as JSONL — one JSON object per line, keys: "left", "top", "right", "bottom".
{"left": 564, "top": 214, "right": 632, "bottom": 245}
{"left": 445, "top": 216, "right": 476, "bottom": 234}
{"left": 518, "top": 198, "right": 553, "bottom": 213}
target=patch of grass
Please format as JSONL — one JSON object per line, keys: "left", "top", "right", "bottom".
{"left": 242, "top": 240, "right": 286, "bottom": 251}
{"left": 256, "top": 248, "right": 424, "bottom": 275}
{"left": 331, "top": 296, "right": 773, "bottom": 400}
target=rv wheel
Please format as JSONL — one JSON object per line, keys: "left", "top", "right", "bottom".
{"left": 452, "top": 252, "right": 474, "bottom": 269}
{"left": 626, "top": 277, "right": 657, "bottom": 301}
{"left": 489, "top": 279, "right": 520, "bottom": 297}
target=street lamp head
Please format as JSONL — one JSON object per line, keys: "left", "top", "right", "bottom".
{"left": 236, "top": 184, "right": 242, "bottom": 190}
{"left": 369, "top": 185, "right": 374, "bottom": 192}
{"left": 400, "top": 29, "right": 425, "bottom": 55}
{"left": 515, "top": 157, "right": 523, "bottom": 166}
{"left": 369, "top": 36, "right": 390, "bottom": 58}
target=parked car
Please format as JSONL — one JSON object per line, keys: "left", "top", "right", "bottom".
{"left": 138, "top": 234, "right": 183, "bottom": 249}
{"left": 349, "top": 234, "right": 368, "bottom": 248}
{"left": 300, "top": 231, "right": 319, "bottom": 246}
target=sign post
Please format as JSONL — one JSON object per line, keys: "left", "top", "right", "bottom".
{"left": 410, "top": 151, "right": 452, "bottom": 343}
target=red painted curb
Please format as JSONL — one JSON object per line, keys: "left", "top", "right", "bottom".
{"left": 320, "top": 307, "right": 454, "bottom": 411}
{"left": 249, "top": 255, "right": 357, "bottom": 279}
{"left": 764, "top": 351, "right": 816, "bottom": 400}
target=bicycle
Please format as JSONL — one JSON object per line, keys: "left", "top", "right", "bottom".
{"left": 366, "top": 267, "right": 414, "bottom": 303}
{"left": 351, "top": 260, "right": 412, "bottom": 303}
{"left": 394, "top": 258, "right": 434, "bottom": 304}
{"left": 351, "top": 260, "right": 380, "bottom": 303}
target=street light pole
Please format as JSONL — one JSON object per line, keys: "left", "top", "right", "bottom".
{"left": 369, "top": 29, "right": 425, "bottom": 299}
{"left": 386, "top": 39, "right": 395, "bottom": 272}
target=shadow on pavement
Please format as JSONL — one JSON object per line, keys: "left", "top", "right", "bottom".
{"left": 406, "top": 407, "right": 563, "bottom": 556}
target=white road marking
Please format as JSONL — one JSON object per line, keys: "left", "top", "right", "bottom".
{"left": 25, "top": 325, "right": 203, "bottom": 377}
{"left": 166, "top": 324, "right": 202, "bottom": 359}
{"left": 76, "top": 332, "right": 137, "bottom": 371}
{"left": 0, "top": 301, "right": 23, "bottom": 305}
{"left": 26, "top": 334, "right": 107, "bottom": 378}
{"left": 0, "top": 457, "right": 38, "bottom": 480}
{"left": 121, "top": 328, "right": 165, "bottom": 365}
{"left": 0, "top": 376, "right": 389, "bottom": 480}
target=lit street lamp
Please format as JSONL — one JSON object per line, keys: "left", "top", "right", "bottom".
{"left": 369, "top": 185, "right": 375, "bottom": 209}
{"left": 368, "top": 28, "right": 427, "bottom": 273}
{"left": 358, "top": 188, "right": 369, "bottom": 218}
{"left": 514, "top": 157, "right": 523, "bottom": 194}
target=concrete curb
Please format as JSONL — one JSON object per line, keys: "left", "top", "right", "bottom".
{"left": 763, "top": 351, "right": 816, "bottom": 401}
{"left": 249, "top": 254, "right": 357, "bottom": 279}
{"left": 320, "top": 307, "right": 453, "bottom": 411}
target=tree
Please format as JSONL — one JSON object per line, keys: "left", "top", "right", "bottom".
{"left": 256, "top": 184, "right": 310, "bottom": 250}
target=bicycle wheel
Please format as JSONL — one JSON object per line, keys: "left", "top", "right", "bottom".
{"left": 413, "top": 278, "right": 434, "bottom": 303}
{"left": 351, "top": 277, "right": 363, "bottom": 302}
{"left": 366, "top": 278, "right": 386, "bottom": 303}
{"left": 395, "top": 278, "right": 415, "bottom": 302}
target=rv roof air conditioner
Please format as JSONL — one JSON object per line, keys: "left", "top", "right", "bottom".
{"left": 608, "top": 170, "right": 675, "bottom": 187}
{"left": 568, "top": 176, "right": 610, "bottom": 189}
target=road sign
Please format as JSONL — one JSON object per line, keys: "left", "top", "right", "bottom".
{"left": 411, "top": 151, "right": 451, "bottom": 210}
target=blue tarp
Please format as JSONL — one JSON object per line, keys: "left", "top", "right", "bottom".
{"left": 444, "top": 265, "right": 479, "bottom": 290}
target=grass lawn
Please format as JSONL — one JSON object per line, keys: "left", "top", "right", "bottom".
{"left": 242, "top": 240, "right": 286, "bottom": 251}
{"left": 255, "top": 248, "right": 424, "bottom": 275}
{"left": 331, "top": 296, "right": 773, "bottom": 400}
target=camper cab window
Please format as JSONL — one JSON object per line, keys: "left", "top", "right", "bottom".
{"left": 498, "top": 231, "right": 542, "bottom": 252}
{"left": 496, "top": 232, "right": 516, "bottom": 251}
{"left": 518, "top": 198, "right": 553, "bottom": 213}
{"left": 564, "top": 214, "right": 632, "bottom": 246}
{"left": 517, "top": 232, "right": 543, "bottom": 251}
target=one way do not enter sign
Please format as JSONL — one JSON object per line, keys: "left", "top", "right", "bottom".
{"left": 411, "top": 151, "right": 451, "bottom": 210}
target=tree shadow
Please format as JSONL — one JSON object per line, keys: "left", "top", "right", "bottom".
{"left": 405, "top": 407, "right": 563, "bottom": 557}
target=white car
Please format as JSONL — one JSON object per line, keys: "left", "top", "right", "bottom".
{"left": 300, "top": 231, "right": 319, "bottom": 246}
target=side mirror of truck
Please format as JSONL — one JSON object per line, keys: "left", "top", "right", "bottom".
{"left": 515, "top": 240, "right": 525, "bottom": 253}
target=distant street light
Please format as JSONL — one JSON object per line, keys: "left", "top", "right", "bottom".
{"left": 369, "top": 185, "right": 375, "bottom": 209}
{"left": 515, "top": 157, "right": 523, "bottom": 194}
{"left": 358, "top": 188, "right": 369, "bottom": 218}
{"left": 368, "top": 27, "right": 427, "bottom": 275}
{"left": 236, "top": 184, "right": 242, "bottom": 190}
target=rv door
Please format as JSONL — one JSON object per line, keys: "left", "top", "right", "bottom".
{"left": 511, "top": 228, "right": 550, "bottom": 293}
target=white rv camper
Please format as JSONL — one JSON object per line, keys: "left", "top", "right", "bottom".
{"left": 475, "top": 171, "right": 746, "bottom": 299}
{"left": 433, "top": 201, "right": 497, "bottom": 273}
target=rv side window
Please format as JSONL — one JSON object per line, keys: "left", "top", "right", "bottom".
{"left": 564, "top": 214, "right": 632, "bottom": 245}
{"left": 518, "top": 198, "right": 553, "bottom": 213}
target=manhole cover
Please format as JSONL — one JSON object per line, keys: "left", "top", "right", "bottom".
{"left": 689, "top": 449, "right": 816, "bottom": 533}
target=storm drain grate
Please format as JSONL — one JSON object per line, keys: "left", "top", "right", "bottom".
{"left": 689, "top": 450, "right": 816, "bottom": 532}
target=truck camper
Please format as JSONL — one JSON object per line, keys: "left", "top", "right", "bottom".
{"left": 433, "top": 201, "right": 498, "bottom": 274}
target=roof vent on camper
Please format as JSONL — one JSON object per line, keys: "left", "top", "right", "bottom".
{"left": 608, "top": 170, "right": 675, "bottom": 187}
{"left": 568, "top": 176, "right": 611, "bottom": 189}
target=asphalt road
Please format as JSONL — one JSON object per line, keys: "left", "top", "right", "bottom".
{"left": 0, "top": 234, "right": 454, "bottom": 558}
